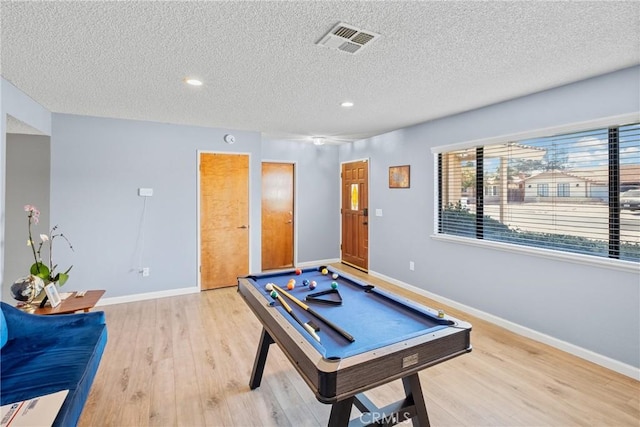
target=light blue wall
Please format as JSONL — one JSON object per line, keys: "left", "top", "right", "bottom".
{"left": 0, "top": 78, "right": 52, "bottom": 297}
{"left": 2, "top": 135, "right": 51, "bottom": 302}
{"left": 262, "top": 139, "right": 340, "bottom": 263}
{"left": 0, "top": 80, "right": 51, "bottom": 136}
{"left": 339, "top": 66, "right": 640, "bottom": 368}
{"left": 50, "top": 114, "right": 262, "bottom": 298}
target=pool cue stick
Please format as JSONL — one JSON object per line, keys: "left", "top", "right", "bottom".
{"left": 275, "top": 294, "right": 321, "bottom": 342}
{"left": 272, "top": 284, "right": 355, "bottom": 343}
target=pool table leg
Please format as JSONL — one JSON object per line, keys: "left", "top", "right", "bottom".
{"left": 328, "top": 397, "right": 355, "bottom": 427}
{"left": 249, "top": 328, "right": 274, "bottom": 390}
{"left": 403, "top": 373, "right": 430, "bottom": 427}
{"left": 326, "top": 373, "right": 430, "bottom": 427}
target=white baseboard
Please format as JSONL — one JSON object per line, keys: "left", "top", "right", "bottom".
{"left": 297, "top": 258, "right": 340, "bottom": 268}
{"left": 95, "top": 286, "right": 200, "bottom": 307}
{"left": 369, "top": 269, "right": 640, "bottom": 381}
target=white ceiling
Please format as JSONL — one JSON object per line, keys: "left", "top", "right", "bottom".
{"left": 2, "top": 1, "right": 639, "bottom": 143}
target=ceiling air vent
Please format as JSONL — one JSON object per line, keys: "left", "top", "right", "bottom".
{"left": 316, "top": 22, "right": 380, "bottom": 55}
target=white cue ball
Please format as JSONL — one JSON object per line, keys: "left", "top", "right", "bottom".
{"left": 265, "top": 283, "right": 274, "bottom": 291}
{"left": 332, "top": 273, "right": 339, "bottom": 280}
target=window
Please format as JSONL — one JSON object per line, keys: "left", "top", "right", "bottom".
{"left": 485, "top": 185, "right": 498, "bottom": 196}
{"left": 537, "top": 184, "right": 549, "bottom": 197}
{"left": 437, "top": 122, "right": 640, "bottom": 262}
{"left": 557, "top": 183, "right": 570, "bottom": 197}
{"left": 350, "top": 183, "right": 359, "bottom": 211}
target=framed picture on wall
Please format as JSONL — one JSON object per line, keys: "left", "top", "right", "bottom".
{"left": 44, "top": 283, "right": 61, "bottom": 308}
{"left": 389, "top": 165, "right": 410, "bottom": 188}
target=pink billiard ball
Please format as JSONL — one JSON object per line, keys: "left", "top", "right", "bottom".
{"left": 309, "top": 280, "right": 317, "bottom": 290}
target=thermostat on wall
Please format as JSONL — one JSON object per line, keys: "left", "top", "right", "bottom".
{"left": 224, "top": 134, "right": 235, "bottom": 144}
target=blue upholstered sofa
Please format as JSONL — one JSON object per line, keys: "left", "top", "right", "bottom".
{"left": 0, "top": 301, "right": 107, "bottom": 426}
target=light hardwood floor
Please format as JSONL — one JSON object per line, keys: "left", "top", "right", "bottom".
{"left": 79, "top": 264, "right": 639, "bottom": 426}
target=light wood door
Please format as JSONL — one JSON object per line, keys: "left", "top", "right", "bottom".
{"left": 200, "top": 153, "right": 249, "bottom": 289}
{"left": 261, "top": 162, "right": 294, "bottom": 270}
{"left": 341, "top": 160, "right": 368, "bottom": 271}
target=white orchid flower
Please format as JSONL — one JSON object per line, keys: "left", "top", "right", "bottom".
{"left": 40, "top": 234, "right": 49, "bottom": 242}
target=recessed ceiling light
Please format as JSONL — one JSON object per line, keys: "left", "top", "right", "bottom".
{"left": 313, "top": 137, "right": 326, "bottom": 146}
{"left": 341, "top": 101, "right": 354, "bottom": 108}
{"left": 185, "top": 78, "right": 203, "bottom": 86}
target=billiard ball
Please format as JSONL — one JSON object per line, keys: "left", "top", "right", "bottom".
{"left": 270, "top": 290, "right": 278, "bottom": 299}
{"left": 437, "top": 309, "right": 445, "bottom": 318}
{"left": 302, "top": 279, "right": 310, "bottom": 286}
{"left": 265, "top": 283, "right": 274, "bottom": 292}
{"left": 309, "top": 280, "right": 317, "bottom": 290}
{"left": 295, "top": 268, "right": 302, "bottom": 275}
{"left": 287, "top": 282, "right": 295, "bottom": 290}
{"left": 321, "top": 268, "right": 328, "bottom": 275}
{"left": 332, "top": 273, "right": 339, "bottom": 280}
{"left": 331, "top": 281, "right": 338, "bottom": 289}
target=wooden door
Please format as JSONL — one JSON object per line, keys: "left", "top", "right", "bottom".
{"left": 341, "top": 160, "right": 369, "bottom": 271}
{"left": 200, "top": 153, "right": 249, "bottom": 289}
{"left": 261, "top": 162, "right": 294, "bottom": 270}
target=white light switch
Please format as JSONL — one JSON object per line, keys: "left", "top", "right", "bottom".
{"left": 375, "top": 209, "right": 383, "bottom": 217}
{"left": 138, "top": 188, "right": 153, "bottom": 197}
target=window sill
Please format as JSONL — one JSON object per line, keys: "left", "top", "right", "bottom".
{"left": 430, "top": 234, "right": 640, "bottom": 274}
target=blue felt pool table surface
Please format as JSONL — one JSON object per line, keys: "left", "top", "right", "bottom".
{"left": 244, "top": 267, "right": 455, "bottom": 360}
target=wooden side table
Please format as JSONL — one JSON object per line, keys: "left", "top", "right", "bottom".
{"left": 34, "top": 290, "right": 106, "bottom": 315}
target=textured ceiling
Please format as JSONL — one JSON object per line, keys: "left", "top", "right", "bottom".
{"left": 1, "top": 1, "right": 639, "bottom": 143}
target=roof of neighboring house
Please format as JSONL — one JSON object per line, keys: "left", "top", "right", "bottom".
{"left": 524, "top": 169, "right": 596, "bottom": 183}
{"left": 485, "top": 175, "right": 525, "bottom": 185}
{"left": 524, "top": 165, "right": 640, "bottom": 185}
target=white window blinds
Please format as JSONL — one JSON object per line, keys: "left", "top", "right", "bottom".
{"left": 438, "top": 122, "right": 640, "bottom": 262}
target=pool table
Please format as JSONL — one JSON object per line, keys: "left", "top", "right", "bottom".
{"left": 237, "top": 266, "right": 472, "bottom": 426}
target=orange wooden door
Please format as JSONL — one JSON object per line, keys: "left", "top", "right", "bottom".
{"left": 341, "top": 160, "right": 369, "bottom": 271}
{"left": 261, "top": 162, "right": 294, "bottom": 270}
{"left": 200, "top": 153, "right": 249, "bottom": 289}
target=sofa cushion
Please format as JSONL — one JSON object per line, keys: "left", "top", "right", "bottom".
{"left": 0, "top": 303, "right": 107, "bottom": 427}
{"left": 0, "top": 308, "right": 7, "bottom": 349}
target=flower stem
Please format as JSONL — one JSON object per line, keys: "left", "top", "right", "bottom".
{"left": 27, "top": 214, "right": 40, "bottom": 275}
{"left": 49, "top": 235, "right": 53, "bottom": 277}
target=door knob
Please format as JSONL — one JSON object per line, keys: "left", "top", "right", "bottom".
{"left": 237, "top": 225, "right": 248, "bottom": 229}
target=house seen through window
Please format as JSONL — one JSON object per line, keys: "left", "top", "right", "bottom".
{"left": 437, "top": 122, "right": 640, "bottom": 262}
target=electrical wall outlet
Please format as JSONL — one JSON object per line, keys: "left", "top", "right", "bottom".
{"left": 142, "top": 267, "right": 150, "bottom": 277}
